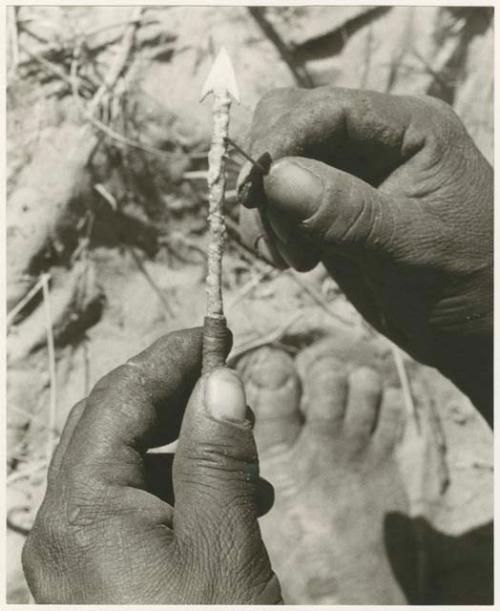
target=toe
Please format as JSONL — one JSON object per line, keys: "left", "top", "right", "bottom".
{"left": 237, "top": 346, "right": 302, "bottom": 453}
{"left": 373, "top": 387, "right": 405, "bottom": 453}
{"left": 344, "top": 367, "right": 382, "bottom": 442}
{"left": 302, "top": 356, "right": 348, "bottom": 434}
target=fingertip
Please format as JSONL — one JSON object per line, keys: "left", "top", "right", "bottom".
{"left": 274, "top": 238, "right": 320, "bottom": 272}
{"left": 128, "top": 327, "right": 204, "bottom": 372}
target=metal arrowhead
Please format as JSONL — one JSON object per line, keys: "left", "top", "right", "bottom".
{"left": 200, "top": 47, "right": 240, "bottom": 103}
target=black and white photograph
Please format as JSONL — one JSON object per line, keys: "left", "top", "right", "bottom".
{"left": 5, "top": 3, "right": 494, "bottom": 605}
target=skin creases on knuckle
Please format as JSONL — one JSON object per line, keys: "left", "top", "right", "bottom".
{"left": 91, "top": 362, "right": 144, "bottom": 398}
{"left": 31, "top": 498, "right": 69, "bottom": 549}
{"left": 300, "top": 179, "right": 372, "bottom": 248}
{"left": 64, "top": 473, "right": 129, "bottom": 527}
{"left": 129, "top": 328, "right": 200, "bottom": 372}
{"left": 88, "top": 365, "right": 153, "bottom": 425}
{"left": 178, "top": 436, "right": 259, "bottom": 476}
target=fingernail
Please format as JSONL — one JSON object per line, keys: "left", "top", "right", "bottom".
{"left": 205, "top": 367, "right": 247, "bottom": 422}
{"left": 264, "top": 159, "right": 324, "bottom": 219}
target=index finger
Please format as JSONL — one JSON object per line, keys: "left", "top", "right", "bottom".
{"left": 242, "top": 86, "right": 432, "bottom": 199}
{"left": 237, "top": 87, "right": 433, "bottom": 267}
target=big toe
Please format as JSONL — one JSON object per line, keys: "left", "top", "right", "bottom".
{"left": 237, "top": 346, "right": 302, "bottom": 454}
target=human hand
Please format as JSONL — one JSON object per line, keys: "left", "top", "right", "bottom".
{"left": 22, "top": 329, "right": 281, "bottom": 604}
{"left": 238, "top": 87, "right": 492, "bottom": 423}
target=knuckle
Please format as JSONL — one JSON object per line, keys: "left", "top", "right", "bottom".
{"left": 21, "top": 534, "right": 49, "bottom": 601}
{"left": 34, "top": 502, "right": 68, "bottom": 547}
{"left": 177, "top": 437, "right": 258, "bottom": 477}
{"left": 257, "top": 87, "right": 295, "bottom": 111}
{"left": 413, "top": 94, "right": 466, "bottom": 140}
{"left": 130, "top": 328, "right": 201, "bottom": 367}
{"left": 21, "top": 532, "right": 39, "bottom": 577}
{"left": 416, "top": 94, "right": 455, "bottom": 119}
{"left": 91, "top": 365, "right": 128, "bottom": 395}
{"left": 90, "top": 362, "right": 147, "bottom": 410}
{"left": 22, "top": 531, "right": 68, "bottom": 604}
{"left": 90, "top": 327, "right": 201, "bottom": 398}
{"left": 23, "top": 501, "right": 70, "bottom": 588}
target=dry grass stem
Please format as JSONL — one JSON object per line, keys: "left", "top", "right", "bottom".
{"left": 390, "top": 343, "right": 419, "bottom": 431}
{"left": 126, "top": 245, "right": 175, "bottom": 318}
{"left": 8, "top": 7, "right": 20, "bottom": 78}
{"left": 227, "top": 311, "right": 303, "bottom": 366}
{"left": 41, "top": 274, "right": 58, "bottom": 471}
{"left": 7, "top": 276, "right": 48, "bottom": 329}
{"left": 87, "top": 6, "right": 144, "bottom": 115}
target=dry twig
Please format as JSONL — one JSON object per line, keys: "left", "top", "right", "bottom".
{"left": 7, "top": 275, "right": 48, "bottom": 329}
{"left": 41, "top": 274, "right": 58, "bottom": 470}
{"left": 8, "top": 7, "right": 20, "bottom": 78}
{"left": 226, "top": 267, "right": 278, "bottom": 312}
{"left": 225, "top": 217, "right": 352, "bottom": 328}
{"left": 287, "top": 268, "right": 353, "bottom": 328}
{"left": 69, "top": 32, "right": 169, "bottom": 158}
{"left": 94, "top": 183, "right": 175, "bottom": 318}
{"left": 227, "top": 311, "right": 303, "bottom": 367}
{"left": 87, "top": 6, "right": 144, "bottom": 115}
{"left": 247, "top": 7, "right": 314, "bottom": 88}
{"left": 7, "top": 460, "right": 47, "bottom": 488}
{"left": 126, "top": 245, "right": 175, "bottom": 318}
{"left": 390, "top": 342, "right": 419, "bottom": 430}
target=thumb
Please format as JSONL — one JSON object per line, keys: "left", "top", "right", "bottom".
{"left": 173, "top": 367, "right": 271, "bottom": 538}
{"left": 263, "top": 156, "right": 402, "bottom": 259}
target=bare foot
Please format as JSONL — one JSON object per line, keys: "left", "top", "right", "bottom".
{"left": 238, "top": 346, "right": 411, "bottom": 604}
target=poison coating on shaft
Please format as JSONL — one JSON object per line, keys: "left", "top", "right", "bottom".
{"left": 200, "top": 48, "right": 239, "bottom": 373}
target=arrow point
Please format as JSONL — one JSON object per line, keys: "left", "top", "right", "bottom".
{"left": 200, "top": 47, "right": 240, "bottom": 103}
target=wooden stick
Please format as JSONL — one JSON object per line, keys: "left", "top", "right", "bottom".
{"left": 200, "top": 48, "right": 240, "bottom": 373}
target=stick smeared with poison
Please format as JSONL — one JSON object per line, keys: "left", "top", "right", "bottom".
{"left": 200, "top": 48, "right": 240, "bottom": 373}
